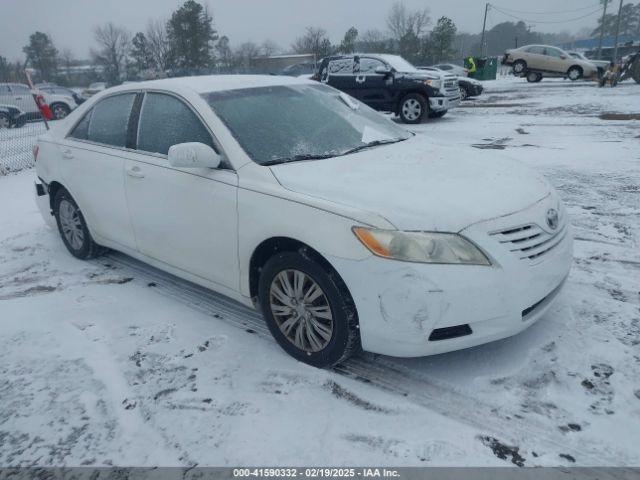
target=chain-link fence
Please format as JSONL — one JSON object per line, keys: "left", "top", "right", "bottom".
{"left": 0, "top": 120, "right": 46, "bottom": 174}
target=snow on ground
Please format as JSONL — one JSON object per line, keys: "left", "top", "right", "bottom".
{"left": 1, "top": 76, "right": 639, "bottom": 467}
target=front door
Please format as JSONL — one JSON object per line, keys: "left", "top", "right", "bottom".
{"left": 323, "top": 57, "right": 360, "bottom": 98}
{"left": 352, "top": 57, "right": 394, "bottom": 111}
{"left": 123, "top": 91, "right": 239, "bottom": 291}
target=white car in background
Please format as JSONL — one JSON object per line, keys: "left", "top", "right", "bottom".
{"left": 82, "top": 82, "right": 108, "bottom": 98}
{"left": 37, "top": 88, "right": 77, "bottom": 120}
{"left": 567, "top": 51, "right": 611, "bottom": 77}
{"left": 0, "top": 82, "right": 77, "bottom": 121}
{"left": 432, "top": 63, "right": 469, "bottom": 77}
{"left": 33, "top": 75, "right": 573, "bottom": 367}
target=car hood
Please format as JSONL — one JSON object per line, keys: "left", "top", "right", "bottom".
{"left": 270, "top": 137, "right": 552, "bottom": 231}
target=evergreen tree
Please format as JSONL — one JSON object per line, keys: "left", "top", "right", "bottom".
{"left": 130, "top": 32, "right": 155, "bottom": 73}
{"left": 339, "top": 27, "right": 358, "bottom": 54}
{"left": 428, "top": 17, "right": 457, "bottom": 63}
{"left": 167, "top": 0, "right": 218, "bottom": 72}
{"left": 23, "top": 31, "right": 58, "bottom": 81}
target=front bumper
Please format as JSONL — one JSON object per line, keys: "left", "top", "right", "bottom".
{"left": 429, "top": 95, "right": 461, "bottom": 111}
{"left": 329, "top": 196, "right": 573, "bottom": 357}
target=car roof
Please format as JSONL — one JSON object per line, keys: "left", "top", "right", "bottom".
{"left": 108, "top": 74, "right": 313, "bottom": 95}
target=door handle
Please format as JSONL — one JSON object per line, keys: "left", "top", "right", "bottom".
{"left": 62, "top": 149, "right": 74, "bottom": 159}
{"left": 126, "top": 166, "right": 145, "bottom": 178}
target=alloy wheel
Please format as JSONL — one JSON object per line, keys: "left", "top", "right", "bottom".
{"left": 58, "top": 199, "right": 85, "bottom": 250}
{"left": 402, "top": 99, "right": 422, "bottom": 121}
{"left": 0, "top": 114, "right": 10, "bottom": 129}
{"left": 269, "top": 269, "right": 334, "bottom": 353}
{"left": 52, "top": 105, "right": 69, "bottom": 120}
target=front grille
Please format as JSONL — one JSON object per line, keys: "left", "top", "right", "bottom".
{"left": 490, "top": 218, "right": 568, "bottom": 262}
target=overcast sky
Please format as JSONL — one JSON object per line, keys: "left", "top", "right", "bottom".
{"left": 1, "top": 0, "right": 604, "bottom": 61}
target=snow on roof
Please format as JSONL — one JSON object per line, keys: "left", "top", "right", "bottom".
{"left": 114, "top": 74, "right": 313, "bottom": 94}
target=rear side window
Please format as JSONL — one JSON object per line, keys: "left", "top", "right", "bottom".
{"left": 69, "top": 110, "right": 92, "bottom": 140}
{"left": 136, "top": 93, "right": 213, "bottom": 156}
{"left": 87, "top": 93, "right": 136, "bottom": 147}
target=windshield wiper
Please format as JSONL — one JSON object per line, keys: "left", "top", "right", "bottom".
{"left": 262, "top": 153, "right": 337, "bottom": 166}
{"left": 339, "top": 138, "right": 408, "bottom": 156}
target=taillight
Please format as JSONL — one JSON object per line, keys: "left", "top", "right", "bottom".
{"left": 33, "top": 144, "right": 39, "bottom": 162}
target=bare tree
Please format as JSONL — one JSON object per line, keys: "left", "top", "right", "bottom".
{"left": 234, "top": 42, "right": 261, "bottom": 68}
{"left": 261, "top": 39, "right": 280, "bottom": 57}
{"left": 291, "top": 27, "right": 333, "bottom": 60}
{"left": 386, "top": 1, "right": 430, "bottom": 41}
{"left": 59, "top": 48, "right": 75, "bottom": 83}
{"left": 146, "top": 19, "right": 171, "bottom": 72}
{"left": 92, "top": 22, "right": 130, "bottom": 84}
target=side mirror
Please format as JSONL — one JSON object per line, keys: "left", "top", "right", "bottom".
{"left": 374, "top": 65, "right": 391, "bottom": 75}
{"left": 560, "top": 55, "right": 567, "bottom": 60}
{"left": 168, "top": 142, "right": 221, "bottom": 169}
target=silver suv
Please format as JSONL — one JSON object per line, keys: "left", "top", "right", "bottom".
{"left": 503, "top": 45, "right": 598, "bottom": 82}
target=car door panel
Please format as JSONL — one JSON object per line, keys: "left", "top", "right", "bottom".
{"left": 124, "top": 91, "right": 240, "bottom": 291}
{"left": 59, "top": 93, "right": 138, "bottom": 250}
{"left": 124, "top": 155, "right": 239, "bottom": 290}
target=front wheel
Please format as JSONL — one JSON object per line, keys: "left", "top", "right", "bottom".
{"left": 526, "top": 71, "right": 542, "bottom": 83}
{"left": 398, "top": 93, "right": 427, "bottom": 124}
{"left": 512, "top": 60, "right": 527, "bottom": 75}
{"left": 459, "top": 86, "right": 468, "bottom": 100}
{"left": 258, "top": 251, "right": 360, "bottom": 368}
{"left": 53, "top": 189, "right": 104, "bottom": 259}
{"left": 567, "top": 66, "right": 583, "bottom": 81}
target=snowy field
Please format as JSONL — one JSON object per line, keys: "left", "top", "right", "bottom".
{"left": 0, "top": 76, "right": 639, "bottom": 467}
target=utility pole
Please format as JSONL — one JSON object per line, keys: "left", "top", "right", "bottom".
{"left": 612, "top": 0, "right": 624, "bottom": 63}
{"left": 597, "top": 0, "right": 609, "bottom": 60}
{"left": 480, "top": 3, "right": 489, "bottom": 57}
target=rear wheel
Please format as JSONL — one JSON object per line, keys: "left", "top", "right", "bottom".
{"left": 399, "top": 93, "right": 427, "bottom": 124}
{"left": 53, "top": 189, "right": 104, "bottom": 260}
{"left": 567, "top": 66, "right": 583, "bottom": 81}
{"left": 459, "top": 86, "right": 468, "bottom": 100}
{"left": 512, "top": 60, "right": 527, "bottom": 75}
{"left": 258, "top": 251, "right": 360, "bottom": 368}
{"left": 0, "top": 113, "right": 10, "bottom": 129}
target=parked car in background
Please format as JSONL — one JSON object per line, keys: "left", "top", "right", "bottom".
{"left": 567, "top": 51, "right": 610, "bottom": 77}
{"left": 419, "top": 66, "right": 483, "bottom": 100}
{"left": 0, "top": 83, "right": 42, "bottom": 121}
{"left": 39, "top": 85, "right": 86, "bottom": 106}
{"left": 36, "top": 86, "right": 78, "bottom": 119}
{"left": 433, "top": 63, "right": 469, "bottom": 77}
{"left": 281, "top": 62, "right": 317, "bottom": 77}
{"left": 503, "top": 45, "right": 598, "bottom": 82}
{"left": 82, "top": 82, "right": 107, "bottom": 98}
{"left": 0, "top": 104, "right": 27, "bottom": 128}
{"left": 314, "top": 54, "right": 460, "bottom": 123}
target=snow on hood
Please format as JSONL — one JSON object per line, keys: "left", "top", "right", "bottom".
{"left": 270, "top": 136, "right": 551, "bottom": 232}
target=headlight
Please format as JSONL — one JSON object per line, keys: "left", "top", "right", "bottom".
{"left": 425, "top": 78, "right": 442, "bottom": 89}
{"left": 353, "top": 227, "right": 491, "bottom": 265}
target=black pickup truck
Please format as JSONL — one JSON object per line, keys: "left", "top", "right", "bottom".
{"left": 313, "top": 54, "right": 460, "bottom": 124}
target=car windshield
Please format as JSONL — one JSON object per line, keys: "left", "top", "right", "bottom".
{"left": 381, "top": 55, "right": 420, "bottom": 73}
{"left": 202, "top": 83, "right": 411, "bottom": 166}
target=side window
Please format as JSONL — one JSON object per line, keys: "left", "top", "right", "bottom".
{"left": 0, "top": 85, "right": 10, "bottom": 94}
{"left": 527, "top": 46, "right": 544, "bottom": 55}
{"left": 359, "top": 58, "right": 386, "bottom": 74}
{"left": 137, "top": 93, "right": 214, "bottom": 156}
{"left": 87, "top": 93, "right": 136, "bottom": 147}
{"left": 327, "top": 58, "right": 355, "bottom": 76}
{"left": 69, "top": 110, "right": 92, "bottom": 140}
{"left": 546, "top": 48, "right": 563, "bottom": 58}
{"left": 11, "top": 85, "right": 31, "bottom": 94}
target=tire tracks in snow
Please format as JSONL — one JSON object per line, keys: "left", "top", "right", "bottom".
{"left": 102, "top": 252, "right": 627, "bottom": 466}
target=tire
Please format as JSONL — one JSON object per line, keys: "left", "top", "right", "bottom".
{"left": 512, "top": 60, "right": 527, "bottom": 75}
{"left": 0, "top": 113, "right": 10, "bottom": 129}
{"left": 14, "top": 115, "right": 26, "bottom": 128}
{"left": 567, "top": 66, "right": 583, "bottom": 81}
{"left": 459, "top": 86, "right": 468, "bottom": 100}
{"left": 258, "top": 251, "right": 360, "bottom": 368}
{"left": 526, "top": 71, "right": 542, "bottom": 83}
{"left": 53, "top": 188, "right": 104, "bottom": 260}
{"left": 398, "top": 93, "right": 427, "bottom": 124}
{"left": 50, "top": 103, "right": 71, "bottom": 120}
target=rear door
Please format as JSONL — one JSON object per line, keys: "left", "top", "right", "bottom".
{"left": 59, "top": 92, "right": 138, "bottom": 250}
{"left": 523, "top": 46, "right": 546, "bottom": 70}
{"left": 8, "top": 84, "right": 38, "bottom": 114}
{"left": 351, "top": 57, "right": 394, "bottom": 110}
{"left": 323, "top": 57, "right": 360, "bottom": 98}
{"left": 123, "top": 91, "right": 239, "bottom": 291}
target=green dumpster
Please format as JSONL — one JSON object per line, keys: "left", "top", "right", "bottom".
{"left": 464, "top": 57, "right": 498, "bottom": 80}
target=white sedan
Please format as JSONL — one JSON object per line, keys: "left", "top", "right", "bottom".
{"left": 33, "top": 75, "right": 573, "bottom": 367}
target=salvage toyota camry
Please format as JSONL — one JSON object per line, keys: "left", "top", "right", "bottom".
{"left": 33, "top": 75, "right": 573, "bottom": 367}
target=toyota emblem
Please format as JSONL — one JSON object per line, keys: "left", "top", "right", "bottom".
{"left": 546, "top": 208, "right": 559, "bottom": 230}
